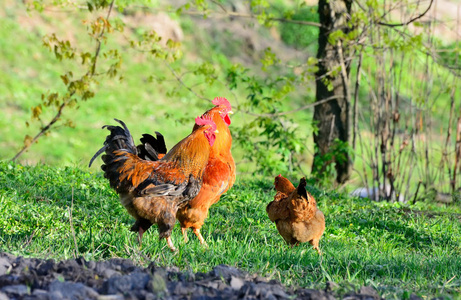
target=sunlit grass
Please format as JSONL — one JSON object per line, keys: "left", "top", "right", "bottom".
{"left": 1, "top": 162, "right": 460, "bottom": 299}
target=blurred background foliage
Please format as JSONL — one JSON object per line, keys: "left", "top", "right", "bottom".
{"left": 1, "top": 0, "right": 461, "bottom": 203}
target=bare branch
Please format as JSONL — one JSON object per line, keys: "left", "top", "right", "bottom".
{"left": 165, "top": 64, "right": 212, "bottom": 103}
{"left": 90, "top": 0, "right": 115, "bottom": 76}
{"left": 151, "top": 8, "right": 323, "bottom": 28}
{"left": 11, "top": 0, "right": 116, "bottom": 162}
{"left": 11, "top": 101, "right": 69, "bottom": 162}
{"left": 377, "top": 0, "right": 434, "bottom": 27}
{"left": 241, "top": 95, "right": 344, "bottom": 117}
{"left": 352, "top": 49, "right": 364, "bottom": 149}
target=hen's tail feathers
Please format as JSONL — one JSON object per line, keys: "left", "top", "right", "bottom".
{"left": 296, "top": 177, "right": 308, "bottom": 198}
{"left": 136, "top": 132, "right": 167, "bottom": 161}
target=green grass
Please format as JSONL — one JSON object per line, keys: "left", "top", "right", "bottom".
{"left": 1, "top": 161, "right": 460, "bottom": 299}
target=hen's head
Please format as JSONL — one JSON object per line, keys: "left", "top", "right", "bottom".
{"left": 195, "top": 115, "right": 218, "bottom": 147}
{"left": 212, "top": 97, "right": 233, "bottom": 126}
{"left": 274, "top": 174, "right": 295, "bottom": 195}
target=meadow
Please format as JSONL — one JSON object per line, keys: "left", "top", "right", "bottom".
{"left": 2, "top": 1, "right": 461, "bottom": 299}
{"left": 1, "top": 161, "right": 460, "bottom": 299}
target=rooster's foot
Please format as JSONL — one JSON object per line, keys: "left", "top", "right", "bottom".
{"left": 193, "top": 229, "right": 208, "bottom": 247}
{"left": 181, "top": 227, "right": 189, "bottom": 243}
{"left": 166, "top": 236, "right": 177, "bottom": 252}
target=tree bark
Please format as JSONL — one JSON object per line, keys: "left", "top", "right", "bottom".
{"left": 312, "top": 0, "right": 352, "bottom": 184}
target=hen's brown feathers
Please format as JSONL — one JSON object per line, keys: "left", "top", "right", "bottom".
{"left": 266, "top": 192, "right": 290, "bottom": 222}
{"left": 274, "top": 175, "right": 295, "bottom": 195}
{"left": 266, "top": 176, "right": 325, "bottom": 254}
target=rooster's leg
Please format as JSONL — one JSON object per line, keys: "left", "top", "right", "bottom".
{"left": 181, "top": 227, "right": 189, "bottom": 243}
{"left": 193, "top": 228, "right": 207, "bottom": 246}
{"left": 166, "top": 236, "right": 177, "bottom": 252}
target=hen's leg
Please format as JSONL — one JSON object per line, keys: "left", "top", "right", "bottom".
{"left": 166, "top": 236, "right": 177, "bottom": 252}
{"left": 181, "top": 227, "right": 189, "bottom": 243}
{"left": 310, "top": 239, "right": 322, "bottom": 255}
{"left": 193, "top": 228, "right": 207, "bottom": 246}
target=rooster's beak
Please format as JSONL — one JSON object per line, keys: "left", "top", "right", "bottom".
{"left": 228, "top": 111, "right": 234, "bottom": 114}
{"left": 215, "top": 129, "right": 219, "bottom": 134}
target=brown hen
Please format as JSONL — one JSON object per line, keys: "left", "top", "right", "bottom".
{"left": 266, "top": 176, "right": 325, "bottom": 254}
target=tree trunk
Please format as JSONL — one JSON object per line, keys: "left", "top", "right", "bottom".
{"left": 312, "top": 0, "right": 352, "bottom": 184}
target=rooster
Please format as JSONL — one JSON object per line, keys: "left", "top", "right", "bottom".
{"left": 89, "top": 116, "right": 218, "bottom": 251}
{"left": 176, "top": 97, "right": 235, "bottom": 244}
{"left": 266, "top": 175, "right": 325, "bottom": 254}
{"left": 136, "top": 97, "right": 236, "bottom": 245}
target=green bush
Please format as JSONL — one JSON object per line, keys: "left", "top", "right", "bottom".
{"left": 280, "top": 6, "right": 319, "bottom": 52}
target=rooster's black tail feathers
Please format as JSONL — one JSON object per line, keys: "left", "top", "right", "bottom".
{"left": 89, "top": 119, "right": 137, "bottom": 168}
{"left": 136, "top": 132, "right": 167, "bottom": 161}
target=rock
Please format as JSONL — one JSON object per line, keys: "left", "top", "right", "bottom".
{"left": 0, "top": 258, "right": 12, "bottom": 276}
{"left": 0, "top": 252, "right": 404, "bottom": 300}
{"left": 342, "top": 286, "right": 382, "bottom": 300}
{"left": 358, "top": 286, "right": 380, "bottom": 299}
{"left": 86, "top": 260, "right": 96, "bottom": 270}
{"left": 211, "top": 265, "right": 243, "bottom": 279}
{"left": 230, "top": 276, "right": 244, "bottom": 290}
{"left": 49, "top": 280, "right": 99, "bottom": 300}
{"left": 49, "top": 290, "right": 64, "bottom": 300}
{"left": 37, "top": 259, "right": 56, "bottom": 276}
{"left": 144, "top": 293, "right": 157, "bottom": 300}
{"left": 297, "top": 288, "right": 336, "bottom": 300}
{"left": 149, "top": 271, "right": 168, "bottom": 297}
{"left": 172, "top": 281, "right": 196, "bottom": 296}
{"left": 97, "top": 296, "right": 124, "bottom": 300}
{"left": 178, "top": 269, "right": 195, "bottom": 282}
{"left": 0, "top": 253, "right": 16, "bottom": 261}
{"left": 102, "top": 272, "right": 150, "bottom": 295}
{"left": 1, "top": 284, "right": 29, "bottom": 297}
{"left": 102, "top": 268, "right": 120, "bottom": 279}
{"left": 269, "top": 283, "right": 291, "bottom": 298}
{"left": 32, "top": 289, "right": 52, "bottom": 300}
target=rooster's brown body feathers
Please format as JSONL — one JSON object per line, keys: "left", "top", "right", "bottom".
{"left": 90, "top": 118, "right": 215, "bottom": 250}
{"left": 176, "top": 105, "right": 235, "bottom": 243}
{"left": 137, "top": 102, "right": 235, "bottom": 244}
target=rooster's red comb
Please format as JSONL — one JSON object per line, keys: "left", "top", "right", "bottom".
{"left": 195, "top": 115, "right": 217, "bottom": 131}
{"left": 212, "top": 97, "right": 231, "bottom": 110}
